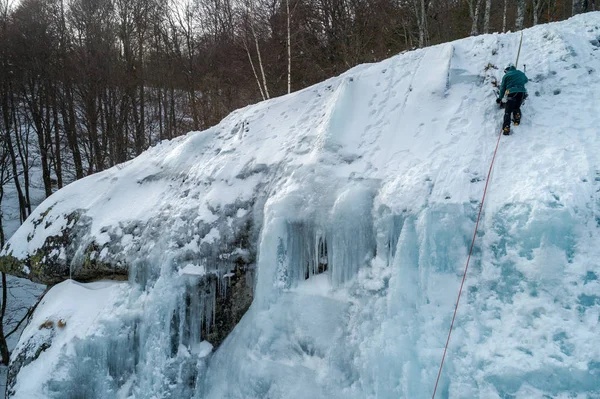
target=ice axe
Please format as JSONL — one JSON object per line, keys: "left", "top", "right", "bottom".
{"left": 493, "top": 89, "right": 506, "bottom": 109}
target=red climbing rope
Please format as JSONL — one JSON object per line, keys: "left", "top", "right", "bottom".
{"left": 431, "top": 130, "right": 504, "bottom": 399}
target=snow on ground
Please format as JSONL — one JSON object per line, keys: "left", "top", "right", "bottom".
{"left": 5, "top": 12, "right": 600, "bottom": 399}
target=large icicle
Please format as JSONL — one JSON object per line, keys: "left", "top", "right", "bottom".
{"left": 329, "top": 184, "right": 376, "bottom": 286}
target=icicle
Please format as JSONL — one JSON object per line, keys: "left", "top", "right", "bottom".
{"left": 329, "top": 185, "right": 376, "bottom": 286}
{"left": 286, "top": 221, "right": 317, "bottom": 284}
{"left": 316, "top": 231, "right": 328, "bottom": 274}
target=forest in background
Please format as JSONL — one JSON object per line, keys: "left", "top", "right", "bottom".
{"left": 0, "top": 0, "right": 595, "bottom": 366}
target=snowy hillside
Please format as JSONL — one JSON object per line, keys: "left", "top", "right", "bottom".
{"left": 3, "top": 12, "right": 600, "bottom": 399}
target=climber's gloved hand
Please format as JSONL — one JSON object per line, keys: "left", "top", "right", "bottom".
{"left": 496, "top": 98, "right": 501, "bottom": 104}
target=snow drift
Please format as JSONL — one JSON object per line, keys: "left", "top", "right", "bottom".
{"left": 3, "top": 12, "right": 600, "bottom": 399}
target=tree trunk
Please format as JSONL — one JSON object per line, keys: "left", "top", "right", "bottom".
{"left": 63, "top": 82, "right": 84, "bottom": 179}
{"left": 286, "top": 0, "right": 291, "bottom": 94}
{"left": 483, "top": 0, "right": 492, "bottom": 33}
{"left": 413, "top": 0, "right": 428, "bottom": 47}
{"left": 470, "top": 0, "right": 484, "bottom": 35}
{"left": 28, "top": 83, "right": 52, "bottom": 198}
{"left": 11, "top": 100, "right": 31, "bottom": 217}
{"left": 0, "top": 170, "right": 4, "bottom": 246}
{"left": 157, "top": 87, "right": 163, "bottom": 141}
{"left": 1, "top": 84, "right": 27, "bottom": 222}
{"left": 136, "top": 67, "right": 145, "bottom": 154}
{"left": 0, "top": 273, "right": 9, "bottom": 365}
{"left": 248, "top": 9, "right": 270, "bottom": 99}
{"left": 0, "top": 150, "right": 11, "bottom": 366}
{"left": 85, "top": 91, "right": 103, "bottom": 173}
{"left": 51, "top": 89, "right": 63, "bottom": 188}
{"left": 43, "top": 83, "right": 54, "bottom": 196}
{"left": 503, "top": 0, "right": 508, "bottom": 32}
{"left": 243, "top": 39, "right": 266, "bottom": 101}
{"left": 169, "top": 86, "right": 176, "bottom": 139}
{"left": 254, "top": 35, "right": 270, "bottom": 99}
{"left": 516, "top": 0, "right": 525, "bottom": 30}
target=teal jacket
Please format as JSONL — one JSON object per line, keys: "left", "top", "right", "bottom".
{"left": 498, "top": 67, "right": 528, "bottom": 100}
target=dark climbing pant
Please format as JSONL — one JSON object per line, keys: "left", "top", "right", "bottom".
{"left": 503, "top": 92, "right": 524, "bottom": 130}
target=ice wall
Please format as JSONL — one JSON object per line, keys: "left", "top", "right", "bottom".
{"left": 204, "top": 13, "right": 600, "bottom": 399}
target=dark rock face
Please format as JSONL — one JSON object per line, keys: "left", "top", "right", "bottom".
{"left": 207, "top": 264, "right": 255, "bottom": 347}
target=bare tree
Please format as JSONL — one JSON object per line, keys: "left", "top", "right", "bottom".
{"left": 503, "top": 0, "right": 507, "bottom": 32}
{"left": 242, "top": 36, "right": 267, "bottom": 100}
{"left": 286, "top": 0, "right": 291, "bottom": 94}
{"left": 469, "top": 0, "right": 484, "bottom": 35}
{"left": 0, "top": 273, "right": 9, "bottom": 365}
{"left": 169, "top": 0, "right": 201, "bottom": 130}
{"left": 572, "top": 0, "right": 586, "bottom": 14}
{"left": 415, "top": 0, "right": 428, "bottom": 47}
{"left": 533, "top": 0, "right": 542, "bottom": 24}
{"left": 246, "top": 0, "right": 270, "bottom": 99}
{"left": 0, "top": 142, "right": 13, "bottom": 366}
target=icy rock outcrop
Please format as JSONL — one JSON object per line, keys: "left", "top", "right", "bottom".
{"left": 0, "top": 198, "right": 258, "bottom": 286}
{"left": 0, "top": 210, "right": 116, "bottom": 284}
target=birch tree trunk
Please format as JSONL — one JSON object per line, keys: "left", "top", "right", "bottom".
{"left": 421, "top": 0, "right": 427, "bottom": 46}
{"left": 286, "top": 0, "right": 291, "bottom": 94}
{"left": 470, "top": 0, "right": 484, "bottom": 35}
{"left": 503, "top": 0, "right": 508, "bottom": 32}
{"left": 250, "top": 22, "right": 270, "bottom": 99}
{"left": 414, "top": 0, "right": 428, "bottom": 47}
{"left": 244, "top": 0, "right": 270, "bottom": 99}
{"left": 483, "top": 0, "right": 492, "bottom": 33}
{"left": 243, "top": 38, "right": 266, "bottom": 101}
{"left": 516, "top": 0, "right": 525, "bottom": 30}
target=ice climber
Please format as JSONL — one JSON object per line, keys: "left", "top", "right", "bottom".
{"left": 496, "top": 63, "right": 528, "bottom": 135}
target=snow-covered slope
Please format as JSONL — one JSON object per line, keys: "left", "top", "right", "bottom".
{"left": 4, "top": 13, "right": 600, "bottom": 399}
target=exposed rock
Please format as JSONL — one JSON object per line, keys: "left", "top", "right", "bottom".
{"left": 206, "top": 264, "right": 254, "bottom": 347}
{"left": 0, "top": 210, "right": 124, "bottom": 285}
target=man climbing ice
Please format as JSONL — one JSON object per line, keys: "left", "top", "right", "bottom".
{"left": 496, "top": 63, "right": 528, "bottom": 135}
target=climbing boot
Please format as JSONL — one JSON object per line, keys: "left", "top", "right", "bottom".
{"left": 513, "top": 113, "right": 521, "bottom": 126}
{"left": 502, "top": 126, "right": 510, "bottom": 135}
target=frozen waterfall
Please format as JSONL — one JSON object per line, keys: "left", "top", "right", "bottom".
{"left": 5, "top": 12, "right": 600, "bottom": 399}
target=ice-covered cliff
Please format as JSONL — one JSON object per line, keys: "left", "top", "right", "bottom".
{"left": 3, "top": 12, "right": 600, "bottom": 399}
